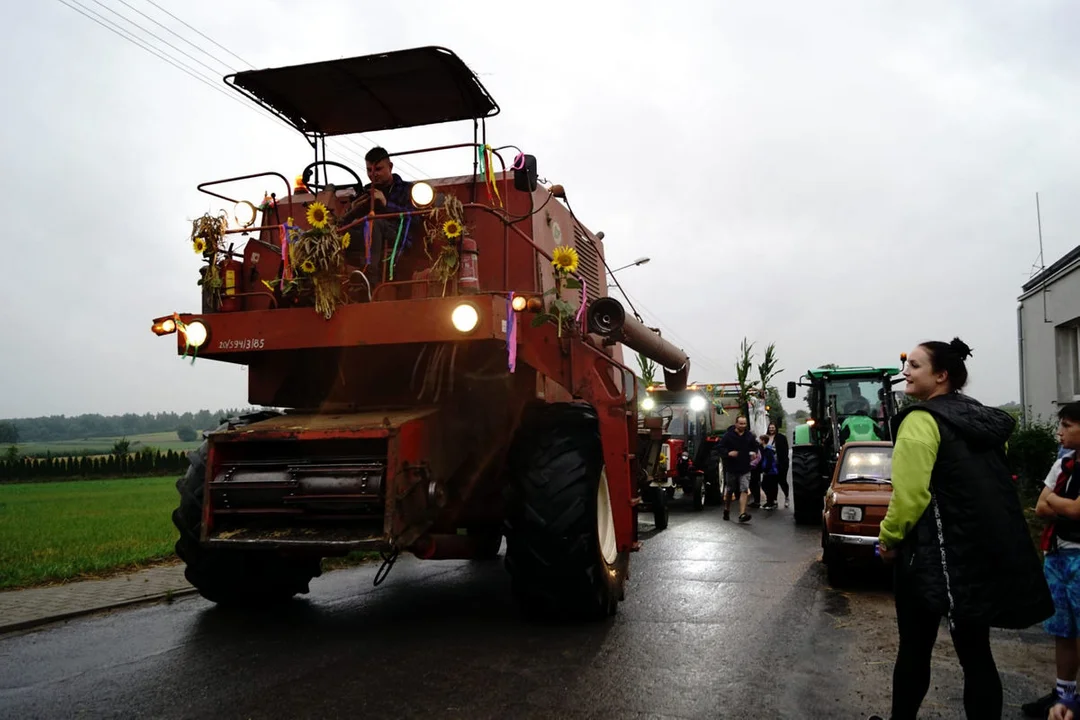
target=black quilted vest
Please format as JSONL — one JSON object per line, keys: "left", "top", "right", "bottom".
{"left": 890, "top": 393, "right": 1053, "bottom": 629}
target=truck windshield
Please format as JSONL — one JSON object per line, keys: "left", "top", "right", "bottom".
{"left": 826, "top": 378, "right": 884, "bottom": 418}
{"left": 838, "top": 446, "right": 893, "bottom": 483}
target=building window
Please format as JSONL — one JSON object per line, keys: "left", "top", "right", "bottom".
{"left": 1056, "top": 322, "right": 1080, "bottom": 401}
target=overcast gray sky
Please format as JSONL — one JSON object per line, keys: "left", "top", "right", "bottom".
{"left": 3, "top": 0, "right": 1079, "bottom": 418}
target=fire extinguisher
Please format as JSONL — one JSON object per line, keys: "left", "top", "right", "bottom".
{"left": 458, "top": 236, "right": 479, "bottom": 294}
{"left": 220, "top": 251, "right": 243, "bottom": 312}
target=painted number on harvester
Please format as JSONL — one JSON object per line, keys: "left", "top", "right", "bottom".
{"left": 218, "top": 338, "right": 265, "bottom": 350}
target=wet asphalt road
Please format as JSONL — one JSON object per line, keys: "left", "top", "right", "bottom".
{"left": 0, "top": 499, "right": 1048, "bottom": 719}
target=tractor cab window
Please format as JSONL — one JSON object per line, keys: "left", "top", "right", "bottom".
{"left": 825, "top": 379, "right": 883, "bottom": 418}
{"left": 838, "top": 446, "right": 893, "bottom": 483}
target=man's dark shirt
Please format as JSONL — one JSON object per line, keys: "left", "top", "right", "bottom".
{"left": 717, "top": 427, "right": 760, "bottom": 475}
{"left": 362, "top": 173, "right": 413, "bottom": 213}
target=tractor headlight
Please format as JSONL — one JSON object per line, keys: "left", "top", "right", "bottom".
{"left": 181, "top": 320, "right": 209, "bottom": 348}
{"left": 839, "top": 506, "right": 863, "bottom": 522}
{"left": 689, "top": 395, "right": 707, "bottom": 412}
{"left": 410, "top": 181, "right": 435, "bottom": 208}
{"left": 641, "top": 397, "right": 656, "bottom": 411}
{"left": 451, "top": 303, "right": 479, "bottom": 333}
{"left": 511, "top": 295, "right": 528, "bottom": 312}
{"left": 233, "top": 200, "right": 258, "bottom": 228}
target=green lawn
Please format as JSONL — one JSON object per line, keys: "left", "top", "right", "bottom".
{"left": 19, "top": 431, "right": 202, "bottom": 456}
{"left": 0, "top": 477, "right": 179, "bottom": 589}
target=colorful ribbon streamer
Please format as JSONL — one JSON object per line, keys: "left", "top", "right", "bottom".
{"left": 507, "top": 293, "right": 518, "bottom": 373}
{"left": 575, "top": 277, "right": 588, "bottom": 326}
{"left": 388, "top": 213, "right": 411, "bottom": 281}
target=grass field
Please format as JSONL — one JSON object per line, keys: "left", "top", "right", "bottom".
{"left": 0, "top": 477, "right": 179, "bottom": 589}
{"left": 18, "top": 431, "right": 202, "bottom": 456}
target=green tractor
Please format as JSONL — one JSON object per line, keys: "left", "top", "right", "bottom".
{"left": 786, "top": 364, "right": 903, "bottom": 525}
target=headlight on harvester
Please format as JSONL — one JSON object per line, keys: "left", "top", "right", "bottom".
{"left": 689, "top": 395, "right": 707, "bottom": 412}
{"left": 151, "top": 317, "right": 177, "bottom": 336}
{"left": 233, "top": 200, "right": 258, "bottom": 228}
{"left": 641, "top": 397, "right": 655, "bottom": 411}
{"left": 511, "top": 295, "right": 528, "bottom": 312}
{"left": 451, "top": 303, "right": 479, "bottom": 333}
{"left": 181, "top": 320, "right": 209, "bottom": 348}
{"left": 410, "top": 181, "right": 435, "bottom": 208}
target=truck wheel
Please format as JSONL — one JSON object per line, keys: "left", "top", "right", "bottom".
{"left": 824, "top": 546, "right": 846, "bottom": 587}
{"left": 691, "top": 474, "right": 705, "bottom": 511}
{"left": 503, "top": 403, "right": 629, "bottom": 620}
{"left": 791, "top": 446, "right": 823, "bottom": 525}
{"left": 652, "top": 486, "right": 670, "bottom": 530}
{"left": 172, "top": 419, "right": 322, "bottom": 606}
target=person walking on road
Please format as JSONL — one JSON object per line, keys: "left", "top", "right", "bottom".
{"left": 718, "top": 415, "right": 759, "bottom": 523}
{"left": 761, "top": 421, "right": 790, "bottom": 509}
{"left": 870, "top": 338, "right": 1053, "bottom": 720}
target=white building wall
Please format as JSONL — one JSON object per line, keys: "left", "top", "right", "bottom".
{"left": 1019, "top": 260, "right": 1080, "bottom": 424}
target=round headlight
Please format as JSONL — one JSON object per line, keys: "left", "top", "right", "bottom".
{"left": 689, "top": 395, "right": 707, "bottom": 412}
{"left": 233, "top": 200, "right": 258, "bottom": 228}
{"left": 641, "top": 397, "right": 656, "bottom": 411}
{"left": 451, "top": 303, "right": 479, "bottom": 333}
{"left": 511, "top": 295, "right": 528, "bottom": 312}
{"left": 182, "top": 320, "right": 209, "bottom": 348}
{"left": 410, "top": 181, "right": 435, "bottom": 208}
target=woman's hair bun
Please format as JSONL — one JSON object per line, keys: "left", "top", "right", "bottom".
{"left": 949, "top": 337, "right": 973, "bottom": 360}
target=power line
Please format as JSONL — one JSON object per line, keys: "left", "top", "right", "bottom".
{"left": 129, "top": 0, "right": 431, "bottom": 180}
{"left": 54, "top": 0, "right": 367, "bottom": 172}
{"left": 142, "top": 0, "right": 255, "bottom": 69}
{"left": 112, "top": 0, "right": 233, "bottom": 73}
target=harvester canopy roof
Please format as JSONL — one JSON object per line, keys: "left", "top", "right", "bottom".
{"left": 807, "top": 366, "right": 900, "bottom": 378}
{"left": 225, "top": 46, "right": 499, "bottom": 136}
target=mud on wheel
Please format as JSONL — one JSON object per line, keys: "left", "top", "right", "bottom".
{"left": 791, "top": 445, "right": 824, "bottom": 525}
{"left": 503, "top": 403, "right": 629, "bottom": 620}
{"left": 173, "top": 414, "right": 322, "bottom": 606}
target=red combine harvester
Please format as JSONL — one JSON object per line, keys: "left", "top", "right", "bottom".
{"left": 152, "top": 47, "right": 691, "bottom": 619}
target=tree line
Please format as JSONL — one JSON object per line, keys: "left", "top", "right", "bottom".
{"left": 0, "top": 448, "right": 191, "bottom": 483}
{"left": 0, "top": 408, "right": 257, "bottom": 444}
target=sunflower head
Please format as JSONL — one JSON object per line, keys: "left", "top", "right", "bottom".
{"left": 300, "top": 259, "right": 316, "bottom": 274}
{"left": 193, "top": 237, "right": 207, "bottom": 254}
{"left": 306, "top": 202, "right": 330, "bottom": 229}
{"left": 341, "top": 232, "right": 351, "bottom": 249}
{"left": 443, "top": 219, "right": 463, "bottom": 239}
{"left": 551, "top": 246, "right": 579, "bottom": 274}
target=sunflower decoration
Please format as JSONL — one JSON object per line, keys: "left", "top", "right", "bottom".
{"left": 300, "top": 259, "right": 316, "bottom": 274}
{"left": 192, "top": 237, "right": 207, "bottom": 254}
{"left": 551, "top": 246, "right": 580, "bottom": 274}
{"left": 306, "top": 201, "right": 330, "bottom": 229}
{"left": 340, "top": 231, "right": 351, "bottom": 250}
{"left": 442, "top": 219, "right": 463, "bottom": 239}
{"left": 531, "top": 245, "right": 584, "bottom": 338}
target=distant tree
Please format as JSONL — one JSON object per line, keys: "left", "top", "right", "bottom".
{"left": 176, "top": 426, "right": 198, "bottom": 442}
{"left": 111, "top": 438, "right": 131, "bottom": 455}
{"left": 0, "top": 421, "right": 18, "bottom": 444}
{"left": 794, "top": 409, "right": 809, "bottom": 421}
{"left": 4, "top": 445, "right": 19, "bottom": 463}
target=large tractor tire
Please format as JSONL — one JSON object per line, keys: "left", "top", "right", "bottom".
{"left": 652, "top": 485, "right": 670, "bottom": 530}
{"left": 690, "top": 474, "right": 705, "bottom": 511}
{"left": 173, "top": 415, "right": 322, "bottom": 606}
{"left": 503, "top": 403, "right": 629, "bottom": 620}
{"left": 791, "top": 446, "right": 824, "bottom": 526}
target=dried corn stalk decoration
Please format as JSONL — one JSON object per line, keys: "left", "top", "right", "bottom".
{"left": 190, "top": 211, "right": 229, "bottom": 311}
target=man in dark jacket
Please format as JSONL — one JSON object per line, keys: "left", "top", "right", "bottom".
{"left": 717, "top": 415, "right": 759, "bottom": 522}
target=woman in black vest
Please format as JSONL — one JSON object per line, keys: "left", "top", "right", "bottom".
{"left": 869, "top": 338, "right": 1052, "bottom": 720}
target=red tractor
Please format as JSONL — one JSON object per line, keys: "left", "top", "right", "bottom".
{"left": 152, "top": 47, "right": 691, "bottom": 620}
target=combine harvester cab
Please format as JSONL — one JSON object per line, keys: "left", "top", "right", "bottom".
{"left": 786, "top": 364, "right": 903, "bottom": 525}
{"left": 152, "top": 47, "right": 691, "bottom": 620}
